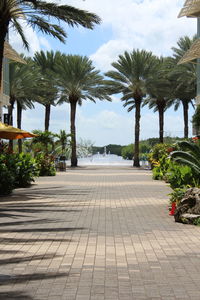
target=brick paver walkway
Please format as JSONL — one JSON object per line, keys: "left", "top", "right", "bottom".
{"left": 0, "top": 166, "right": 200, "bottom": 300}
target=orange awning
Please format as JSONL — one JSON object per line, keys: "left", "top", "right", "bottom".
{"left": 0, "top": 122, "right": 37, "bottom": 140}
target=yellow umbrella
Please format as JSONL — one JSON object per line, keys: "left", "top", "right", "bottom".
{"left": 0, "top": 122, "right": 37, "bottom": 140}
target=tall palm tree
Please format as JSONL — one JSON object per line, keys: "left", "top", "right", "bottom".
{"left": 9, "top": 57, "right": 36, "bottom": 152}
{"left": 168, "top": 36, "right": 197, "bottom": 138}
{"left": 0, "top": 0, "right": 101, "bottom": 88}
{"left": 56, "top": 54, "right": 111, "bottom": 167}
{"left": 106, "top": 50, "right": 158, "bottom": 167}
{"left": 145, "top": 58, "right": 171, "bottom": 143}
{"left": 33, "top": 51, "right": 61, "bottom": 131}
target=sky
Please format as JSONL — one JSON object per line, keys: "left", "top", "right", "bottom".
{"left": 8, "top": 0, "right": 197, "bottom": 146}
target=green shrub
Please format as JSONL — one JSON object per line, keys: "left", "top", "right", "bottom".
{"left": 121, "top": 144, "right": 134, "bottom": 160}
{"left": 166, "top": 162, "right": 195, "bottom": 189}
{"left": 35, "top": 154, "right": 56, "bottom": 176}
{"left": 1, "top": 153, "right": 38, "bottom": 188}
{"left": 0, "top": 156, "right": 15, "bottom": 195}
{"left": 168, "top": 187, "right": 187, "bottom": 205}
{"left": 0, "top": 153, "right": 38, "bottom": 194}
{"left": 193, "top": 217, "right": 200, "bottom": 226}
{"left": 13, "top": 153, "right": 39, "bottom": 187}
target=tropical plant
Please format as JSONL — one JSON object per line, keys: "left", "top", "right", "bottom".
{"left": 0, "top": 154, "right": 15, "bottom": 195}
{"left": 10, "top": 153, "right": 39, "bottom": 187}
{"left": 35, "top": 153, "right": 56, "bottom": 176}
{"left": 171, "top": 141, "right": 200, "bottom": 179}
{"left": 0, "top": 153, "right": 38, "bottom": 194}
{"left": 55, "top": 130, "right": 71, "bottom": 155}
{"left": 56, "top": 54, "right": 111, "bottom": 167}
{"left": 32, "top": 130, "right": 55, "bottom": 155}
{"left": 106, "top": 50, "right": 158, "bottom": 167}
{"left": 168, "top": 187, "right": 187, "bottom": 205}
{"left": 166, "top": 163, "right": 195, "bottom": 189}
{"left": 0, "top": 0, "right": 101, "bottom": 88}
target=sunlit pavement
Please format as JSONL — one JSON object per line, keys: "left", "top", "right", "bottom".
{"left": 0, "top": 166, "right": 200, "bottom": 300}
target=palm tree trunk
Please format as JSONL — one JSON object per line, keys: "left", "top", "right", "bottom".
{"left": 182, "top": 101, "right": 189, "bottom": 139}
{"left": 134, "top": 99, "right": 141, "bottom": 167}
{"left": 0, "top": 24, "right": 8, "bottom": 91}
{"left": 8, "top": 95, "right": 15, "bottom": 152}
{"left": 70, "top": 101, "right": 77, "bottom": 167}
{"left": 45, "top": 104, "right": 51, "bottom": 131}
{"left": 158, "top": 106, "right": 164, "bottom": 143}
{"left": 17, "top": 101, "right": 22, "bottom": 153}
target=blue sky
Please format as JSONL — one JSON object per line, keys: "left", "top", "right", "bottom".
{"left": 9, "top": 0, "right": 197, "bottom": 146}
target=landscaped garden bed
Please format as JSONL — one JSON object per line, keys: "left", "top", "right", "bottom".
{"left": 149, "top": 140, "right": 200, "bottom": 226}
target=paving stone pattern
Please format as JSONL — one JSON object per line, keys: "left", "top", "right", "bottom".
{"left": 0, "top": 166, "right": 200, "bottom": 300}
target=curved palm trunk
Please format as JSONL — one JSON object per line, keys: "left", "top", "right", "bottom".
{"left": 134, "top": 99, "right": 141, "bottom": 167}
{"left": 70, "top": 101, "right": 78, "bottom": 167}
{"left": 182, "top": 100, "right": 189, "bottom": 139}
{"left": 158, "top": 105, "right": 164, "bottom": 143}
{"left": 45, "top": 104, "right": 51, "bottom": 131}
{"left": 17, "top": 101, "right": 22, "bottom": 153}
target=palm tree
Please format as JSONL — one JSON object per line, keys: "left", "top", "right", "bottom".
{"left": 168, "top": 36, "right": 197, "bottom": 138}
{"left": 0, "top": 0, "right": 101, "bottom": 88}
{"left": 32, "top": 130, "right": 55, "bottom": 155}
{"left": 145, "top": 58, "right": 171, "bottom": 143}
{"left": 9, "top": 57, "right": 36, "bottom": 152}
{"left": 33, "top": 51, "right": 61, "bottom": 131}
{"left": 106, "top": 50, "right": 158, "bottom": 167}
{"left": 56, "top": 54, "right": 111, "bottom": 167}
{"left": 55, "top": 130, "right": 71, "bottom": 155}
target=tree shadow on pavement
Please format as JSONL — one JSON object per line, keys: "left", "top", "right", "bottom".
{"left": 0, "top": 272, "right": 69, "bottom": 286}
{"left": 0, "top": 226, "right": 85, "bottom": 233}
{"left": 0, "top": 237, "right": 72, "bottom": 244}
{"left": 0, "top": 291, "right": 33, "bottom": 300}
{"left": 0, "top": 253, "right": 60, "bottom": 266}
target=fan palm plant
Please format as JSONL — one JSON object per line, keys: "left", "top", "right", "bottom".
{"left": 0, "top": 0, "right": 101, "bottom": 88}
{"left": 171, "top": 141, "right": 200, "bottom": 180}
{"left": 56, "top": 54, "right": 111, "bottom": 167}
{"left": 105, "top": 50, "right": 158, "bottom": 167}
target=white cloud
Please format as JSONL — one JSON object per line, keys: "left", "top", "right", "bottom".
{"left": 75, "top": 108, "right": 133, "bottom": 145}
{"left": 65, "top": 0, "right": 196, "bottom": 71}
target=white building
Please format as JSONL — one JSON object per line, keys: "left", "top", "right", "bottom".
{"left": 0, "top": 42, "right": 26, "bottom": 122}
